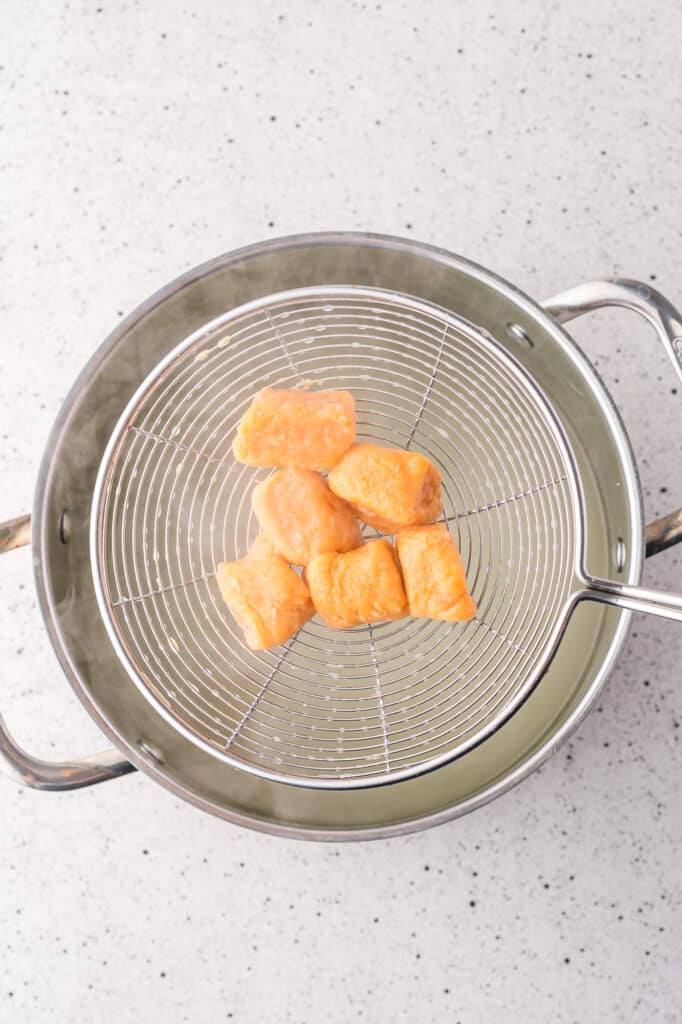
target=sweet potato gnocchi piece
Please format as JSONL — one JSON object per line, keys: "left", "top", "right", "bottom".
{"left": 245, "top": 532, "right": 279, "bottom": 561}
{"left": 232, "top": 388, "right": 355, "bottom": 470}
{"left": 252, "top": 468, "right": 362, "bottom": 566}
{"left": 328, "top": 443, "right": 442, "bottom": 533}
{"left": 306, "top": 539, "right": 407, "bottom": 629}
{"left": 217, "top": 555, "right": 314, "bottom": 650}
{"left": 395, "top": 524, "right": 476, "bottom": 622}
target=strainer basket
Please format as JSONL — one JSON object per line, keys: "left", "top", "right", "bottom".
{"left": 90, "top": 285, "right": 682, "bottom": 789}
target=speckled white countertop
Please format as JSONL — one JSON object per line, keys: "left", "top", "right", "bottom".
{"left": 1, "top": 2, "right": 681, "bottom": 1021}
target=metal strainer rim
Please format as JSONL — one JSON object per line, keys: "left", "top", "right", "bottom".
{"left": 90, "top": 285, "right": 586, "bottom": 789}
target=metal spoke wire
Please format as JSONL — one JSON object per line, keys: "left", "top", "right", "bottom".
{"left": 92, "top": 287, "right": 581, "bottom": 788}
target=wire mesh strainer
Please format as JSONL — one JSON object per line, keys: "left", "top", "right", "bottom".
{"left": 90, "top": 285, "right": 682, "bottom": 789}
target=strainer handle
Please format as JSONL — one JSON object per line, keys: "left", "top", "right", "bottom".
{"left": 543, "top": 277, "right": 682, "bottom": 556}
{"left": 580, "top": 575, "right": 682, "bottom": 622}
{"left": 0, "top": 514, "right": 136, "bottom": 791}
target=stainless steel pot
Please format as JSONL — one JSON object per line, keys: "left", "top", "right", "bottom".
{"left": 2, "top": 232, "right": 681, "bottom": 839}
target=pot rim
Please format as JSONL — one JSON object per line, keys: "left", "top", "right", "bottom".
{"left": 31, "top": 231, "right": 643, "bottom": 839}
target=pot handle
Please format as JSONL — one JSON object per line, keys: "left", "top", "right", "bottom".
{"left": 0, "top": 514, "right": 136, "bottom": 790}
{"left": 542, "top": 278, "right": 682, "bottom": 557}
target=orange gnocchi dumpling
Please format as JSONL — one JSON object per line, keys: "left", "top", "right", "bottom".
{"left": 252, "top": 468, "right": 362, "bottom": 566}
{"left": 395, "top": 524, "right": 476, "bottom": 622}
{"left": 328, "top": 443, "right": 442, "bottom": 533}
{"left": 217, "top": 551, "right": 314, "bottom": 650}
{"left": 306, "top": 539, "right": 407, "bottom": 629}
{"left": 232, "top": 388, "right": 356, "bottom": 470}
{"left": 245, "top": 532, "right": 279, "bottom": 561}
